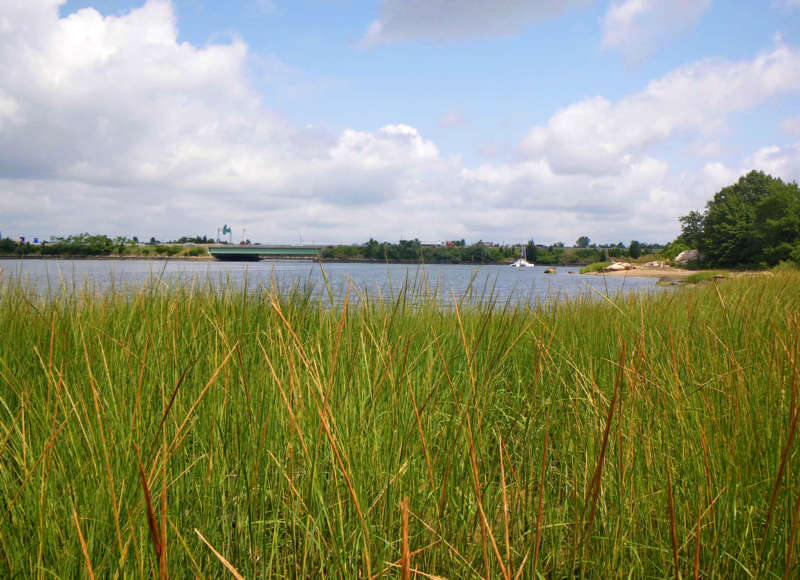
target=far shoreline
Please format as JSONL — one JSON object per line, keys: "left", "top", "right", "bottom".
{"left": 0, "top": 254, "right": 717, "bottom": 278}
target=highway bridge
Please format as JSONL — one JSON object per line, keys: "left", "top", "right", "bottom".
{"left": 208, "top": 244, "right": 323, "bottom": 261}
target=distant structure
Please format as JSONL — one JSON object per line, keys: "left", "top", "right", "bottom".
{"left": 208, "top": 244, "right": 323, "bottom": 261}
{"left": 217, "top": 224, "right": 232, "bottom": 244}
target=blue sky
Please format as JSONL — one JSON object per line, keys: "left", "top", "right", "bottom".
{"left": 2, "top": 0, "right": 800, "bottom": 245}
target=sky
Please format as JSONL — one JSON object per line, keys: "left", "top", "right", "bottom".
{"left": 1, "top": 0, "right": 799, "bottom": 246}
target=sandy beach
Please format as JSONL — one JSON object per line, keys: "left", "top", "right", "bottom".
{"left": 584, "top": 267, "right": 697, "bottom": 279}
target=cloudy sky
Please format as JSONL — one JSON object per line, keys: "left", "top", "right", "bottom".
{"left": 1, "top": 0, "right": 799, "bottom": 245}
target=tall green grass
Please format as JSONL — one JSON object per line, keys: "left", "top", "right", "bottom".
{"left": 1, "top": 272, "right": 799, "bottom": 578}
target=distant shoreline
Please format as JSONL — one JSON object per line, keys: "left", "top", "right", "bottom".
{"left": 0, "top": 254, "right": 618, "bottom": 267}
{"left": 0, "top": 254, "right": 216, "bottom": 261}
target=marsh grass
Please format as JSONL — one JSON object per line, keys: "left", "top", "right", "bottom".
{"left": 578, "top": 262, "right": 612, "bottom": 274}
{"left": 1, "top": 271, "right": 799, "bottom": 578}
{"left": 686, "top": 271, "right": 727, "bottom": 284}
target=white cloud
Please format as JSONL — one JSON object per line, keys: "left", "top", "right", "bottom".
{"left": 360, "top": 0, "right": 592, "bottom": 47}
{"left": 745, "top": 142, "right": 800, "bottom": 178}
{"left": 1, "top": 0, "right": 799, "bottom": 246}
{"left": 603, "top": 0, "right": 711, "bottom": 61}
{"left": 521, "top": 44, "right": 800, "bottom": 175}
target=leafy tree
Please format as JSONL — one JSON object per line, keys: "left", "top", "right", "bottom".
{"left": 525, "top": 239, "right": 537, "bottom": 261}
{"left": 575, "top": 236, "right": 590, "bottom": 248}
{"left": 678, "top": 211, "right": 704, "bottom": 247}
{"left": 0, "top": 238, "right": 16, "bottom": 252}
{"left": 682, "top": 170, "right": 800, "bottom": 267}
{"left": 629, "top": 240, "right": 642, "bottom": 259}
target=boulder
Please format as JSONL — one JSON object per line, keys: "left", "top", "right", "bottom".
{"left": 606, "top": 262, "right": 633, "bottom": 271}
{"left": 674, "top": 249, "right": 701, "bottom": 264}
{"left": 544, "top": 267, "right": 556, "bottom": 274}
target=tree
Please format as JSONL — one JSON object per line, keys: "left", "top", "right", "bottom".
{"left": 525, "top": 239, "right": 538, "bottom": 261}
{"left": 629, "top": 240, "right": 642, "bottom": 259}
{"left": 575, "top": 236, "right": 590, "bottom": 248}
{"left": 675, "top": 170, "right": 800, "bottom": 268}
{"left": 678, "top": 211, "right": 704, "bottom": 248}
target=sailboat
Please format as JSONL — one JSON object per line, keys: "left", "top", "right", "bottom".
{"left": 511, "top": 245, "right": 535, "bottom": 268}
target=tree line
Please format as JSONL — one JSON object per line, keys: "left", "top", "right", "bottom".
{"left": 322, "top": 238, "right": 660, "bottom": 264}
{"left": 1, "top": 232, "right": 663, "bottom": 265}
{"left": 0, "top": 234, "right": 208, "bottom": 257}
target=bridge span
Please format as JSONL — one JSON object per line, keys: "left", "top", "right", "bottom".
{"left": 208, "top": 244, "right": 323, "bottom": 261}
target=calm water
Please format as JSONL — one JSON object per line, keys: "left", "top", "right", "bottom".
{"left": 0, "top": 258, "right": 663, "bottom": 306}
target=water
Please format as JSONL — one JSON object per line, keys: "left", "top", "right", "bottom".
{"left": 0, "top": 258, "right": 663, "bottom": 306}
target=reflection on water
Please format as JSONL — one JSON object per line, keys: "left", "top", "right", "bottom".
{"left": 0, "top": 258, "right": 663, "bottom": 306}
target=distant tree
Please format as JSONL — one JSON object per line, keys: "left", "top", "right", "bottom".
{"left": 575, "top": 236, "right": 590, "bottom": 248}
{"left": 363, "top": 238, "right": 380, "bottom": 259}
{"left": 525, "top": 239, "right": 538, "bottom": 261}
{"left": 629, "top": 240, "right": 642, "bottom": 259}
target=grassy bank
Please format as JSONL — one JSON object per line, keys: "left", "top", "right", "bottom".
{"left": 1, "top": 273, "right": 799, "bottom": 578}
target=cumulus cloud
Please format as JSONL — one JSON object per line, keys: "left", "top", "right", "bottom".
{"left": 744, "top": 142, "right": 800, "bottom": 178}
{"left": 602, "top": 0, "right": 711, "bottom": 61}
{"left": 521, "top": 44, "right": 800, "bottom": 175}
{"left": 360, "top": 0, "right": 591, "bottom": 47}
{"left": 1, "top": 0, "right": 799, "bottom": 246}
{"left": 0, "top": 0, "right": 459, "bottom": 241}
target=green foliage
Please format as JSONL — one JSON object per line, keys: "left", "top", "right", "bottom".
{"left": 679, "top": 170, "right": 800, "bottom": 268}
{"left": 579, "top": 261, "right": 611, "bottom": 273}
{"left": 39, "top": 233, "right": 115, "bottom": 256}
{"left": 686, "top": 271, "right": 725, "bottom": 284}
{"left": 0, "top": 237, "right": 16, "bottom": 253}
{"left": 172, "top": 235, "right": 215, "bottom": 244}
{"left": 659, "top": 240, "right": 690, "bottom": 260}
{"left": 323, "top": 239, "right": 508, "bottom": 264}
{"left": 628, "top": 240, "right": 642, "bottom": 259}
{"left": 153, "top": 244, "right": 182, "bottom": 256}
{"left": 677, "top": 210, "right": 704, "bottom": 248}
{"left": 525, "top": 239, "right": 538, "bottom": 261}
{"left": 772, "top": 260, "right": 798, "bottom": 272}
{"left": 185, "top": 246, "right": 208, "bottom": 257}
{"left": 575, "top": 235, "right": 590, "bottom": 248}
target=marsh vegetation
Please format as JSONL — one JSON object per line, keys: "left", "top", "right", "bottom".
{"left": 1, "top": 272, "right": 799, "bottom": 578}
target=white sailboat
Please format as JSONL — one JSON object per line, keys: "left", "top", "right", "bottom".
{"left": 511, "top": 245, "right": 535, "bottom": 268}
